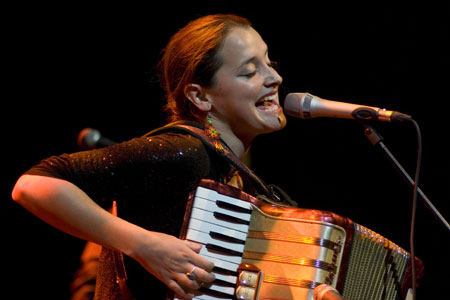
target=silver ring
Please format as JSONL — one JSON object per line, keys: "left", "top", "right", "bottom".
{"left": 186, "top": 266, "right": 197, "bottom": 280}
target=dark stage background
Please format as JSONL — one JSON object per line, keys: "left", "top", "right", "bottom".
{"left": 4, "top": 3, "right": 449, "bottom": 299}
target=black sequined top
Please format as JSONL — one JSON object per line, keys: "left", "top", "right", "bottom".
{"left": 24, "top": 129, "right": 240, "bottom": 299}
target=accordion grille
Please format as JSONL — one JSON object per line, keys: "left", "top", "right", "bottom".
{"left": 342, "top": 223, "right": 410, "bottom": 300}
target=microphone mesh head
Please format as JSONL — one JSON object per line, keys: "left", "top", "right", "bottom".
{"left": 284, "top": 93, "right": 306, "bottom": 118}
{"left": 77, "top": 128, "right": 101, "bottom": 149}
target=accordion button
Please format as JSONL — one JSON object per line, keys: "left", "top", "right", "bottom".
{"left": 236, "top": 286, "right": 255, "bottom": 300}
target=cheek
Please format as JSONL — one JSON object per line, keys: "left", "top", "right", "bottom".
{"left": 212, "top": 74, "right": 264, "bottom": 114}
{"left": 224, "top": 78, "right": 263, "bottom": 105}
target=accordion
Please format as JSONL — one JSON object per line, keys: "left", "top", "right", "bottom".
{"left": 173, "top": 179, "right": 421, "bottom": 300}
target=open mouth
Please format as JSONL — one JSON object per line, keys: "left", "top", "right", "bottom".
{"left": 255, "top": 94, "right": 281, "bottom": 114}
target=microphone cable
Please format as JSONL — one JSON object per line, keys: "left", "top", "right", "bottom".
{"left": 363, "top": 118, "right": 423, "bottom": 299}
{"left": 408, "top": 118, "right": 422, "bottom": 300}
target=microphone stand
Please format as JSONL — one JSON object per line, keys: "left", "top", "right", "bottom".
{"left": 362, "top": 124, "right": 450, "bottom": 232}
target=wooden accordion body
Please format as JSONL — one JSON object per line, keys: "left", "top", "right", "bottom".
{"left": 173, "top": 179, "right": 419, "bottom": 300}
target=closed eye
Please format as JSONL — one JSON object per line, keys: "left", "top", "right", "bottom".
{"left": 242, "top": 70, "right": 257, "bottom": 78}
{"left": 239, "top": 60, "right": 277, "bottom": 78}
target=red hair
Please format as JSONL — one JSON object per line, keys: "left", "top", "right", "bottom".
{"left": 158, "top": 14, "right": 252, "bottom": 122}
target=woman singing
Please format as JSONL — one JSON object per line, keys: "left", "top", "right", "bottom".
{"left": 12, "top": 14, "right": 288, "bottom": 299}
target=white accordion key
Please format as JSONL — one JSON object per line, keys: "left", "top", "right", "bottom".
{"left": 193, "top": 197, "right": 252, "bottom": 222}
{"left": 195, "top": 186, "right": 252, "bottom": 210}
{"left": 186, "top": 229, "right": 245, "bottom": 253}
{"left": 188, "top": 218, "right": 248, "bottom": 241}
{"left": 199, "top": 243, "right": 243, "bottom": 265}
{"left": 190, "top": 207, "right": 250, "bottom": 233}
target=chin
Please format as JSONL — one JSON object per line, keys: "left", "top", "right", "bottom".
{"left": 255, "top": 103, "right": 287, "bottom": 132}
{"left": 258, "top": 112, "right": 287, "bottom": 134}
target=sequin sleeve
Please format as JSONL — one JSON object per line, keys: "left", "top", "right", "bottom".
{"left": 24, "top": 133, "right": 210, "bottom": 210}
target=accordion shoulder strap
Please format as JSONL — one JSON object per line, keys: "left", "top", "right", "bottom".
{"left": 144, "top": 121, "right": 282, "bottom": 203}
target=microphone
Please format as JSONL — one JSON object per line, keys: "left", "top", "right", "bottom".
{"left": 313, "top": 284, "right": 345, "bottom": 300}
{"left": 77, "top": 128, "right": 116, "bottom": 149}
{"left": 284, "top": 93, "right": 411, "bottom": 122}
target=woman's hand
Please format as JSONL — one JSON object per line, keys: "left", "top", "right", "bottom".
{"left": 131, "top": 231, "right": 215, "bottom": 299}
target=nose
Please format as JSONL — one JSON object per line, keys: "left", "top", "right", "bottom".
{"left": 264, "top": 65, "right": 283, "bottom": 87}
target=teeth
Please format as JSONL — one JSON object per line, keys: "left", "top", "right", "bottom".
{"left": 261, "top": 94, "right": 277, "bottom": 102}
{"left": 256, "top": 94, "right": 279, "bottom": 112}
{"left": 264, "top": 104, "right": 279, "bottom": 112}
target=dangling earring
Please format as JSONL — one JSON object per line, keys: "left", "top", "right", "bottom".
{"left": 205, "top": 115, "right": 224, "bottom": 153}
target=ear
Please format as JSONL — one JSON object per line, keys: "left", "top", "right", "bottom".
{"left": 184, "top": 84, "right": 212, "bottom": 112}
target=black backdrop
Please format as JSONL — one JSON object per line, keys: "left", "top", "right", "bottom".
{"left": 4, "top": 3, "right": 449, "bottom": 299}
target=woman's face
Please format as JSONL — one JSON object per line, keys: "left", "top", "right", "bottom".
{"left": 205, "top": 26, "right": 286, "bottom": 142}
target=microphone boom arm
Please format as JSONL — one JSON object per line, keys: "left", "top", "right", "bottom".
{"left": 363, "top": 124, "right": 450, "bottom": 232}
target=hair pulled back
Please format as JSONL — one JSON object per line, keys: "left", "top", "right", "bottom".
{"left": 158, "top": 14, "right": 252, "bottom": 122}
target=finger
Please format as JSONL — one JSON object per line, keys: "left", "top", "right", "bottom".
{"left": 190, "top": 253, "right": 215, "bottom": 273}
{"left": 184, "top": 240, "right": 202, "bottom": 253}
{"left": 174, "top": 292, "right": 195, "bottom": 300}
{"left": 183, "top": 241, "right": 214, "bottom": 272}
{"left": 167, "top": 279, "right": 195, "bottom": 300}
{"left": 190, "top": 266, "right": 215, "bottom": 283}
{"left": 173, "top": 271, "right": 202, "bottom": 290}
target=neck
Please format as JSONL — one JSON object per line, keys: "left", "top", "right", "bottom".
{"left": 211, "top": 117, "right": 254, "bottom": 159}
{"left": 220, "top": 130, "right": 249, "bottom": 159}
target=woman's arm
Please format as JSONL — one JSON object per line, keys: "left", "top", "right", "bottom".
{"left": 12, "top": 174, "right": 215, "bottom": 299}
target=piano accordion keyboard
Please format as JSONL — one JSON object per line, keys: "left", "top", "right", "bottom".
{"left": 176, "top": 186, "right": 252, "bottom": 300}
